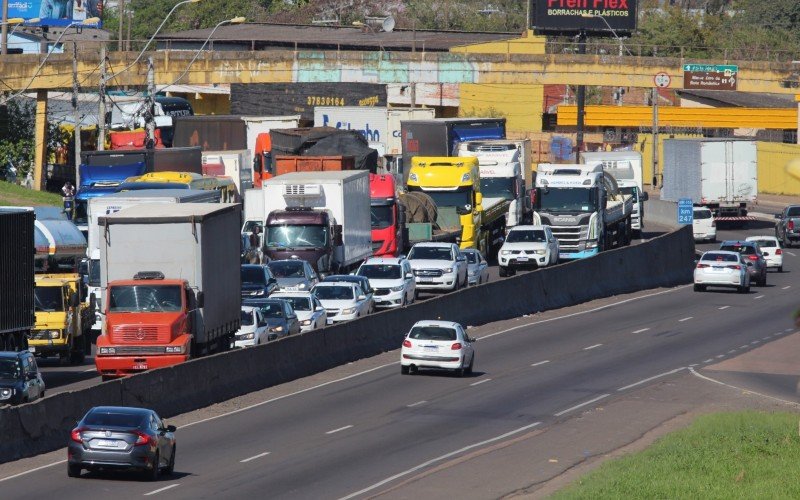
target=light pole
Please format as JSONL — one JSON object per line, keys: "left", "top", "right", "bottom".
{"left": 580, "top": 13, "right": 633, "bottom": 57}
{"left": 98, "top": 0, "right": 202, "bottom": 150}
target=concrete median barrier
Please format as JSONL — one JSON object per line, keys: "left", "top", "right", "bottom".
{"left": 0, "top": 226, "right": 694, "bottom": 464}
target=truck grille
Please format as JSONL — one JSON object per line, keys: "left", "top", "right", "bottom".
{"left": 113, "top": 325, "right": 163, "bottom": 343}
{"left": 550, "top": 226, "right": 583, "bottom": 251}
{"left": 414, "top": 269, "right": 443, "bottom": 278}
{"left": 29, "top": 330, "right": 57, "bottom": 340}
{"left": 112, "top": 346, "right": 167, "bottom": 355}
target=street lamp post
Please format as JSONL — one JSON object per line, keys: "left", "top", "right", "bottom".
{"left": 575, "top": 30, "right": 587, "bottom": 155}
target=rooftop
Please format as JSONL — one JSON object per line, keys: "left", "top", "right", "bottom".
{"left": 677, "top": 89, "right": 796, "bottom": 109}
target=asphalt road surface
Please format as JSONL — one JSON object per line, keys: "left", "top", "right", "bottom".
{"left": 2, "top": 219, "right": 796, "bottom": 498}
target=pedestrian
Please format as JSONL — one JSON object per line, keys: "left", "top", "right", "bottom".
{"left": 62, "top": 181, "right": 76, "bottom": 220}
{"left": 62, "top": 181, "right": 76, "bottom": 198}
{"left": 248, "top": 225, "right": 263, "bottom": 264}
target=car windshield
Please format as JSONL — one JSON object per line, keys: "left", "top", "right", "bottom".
{"left": 358, "top": 265, "right": 402, "bottom": 279}
{"left": 787, "top": 207, "right": 800, "bottom": 217}
{"left": 268, "top": 261, "right": 306, "bottom": 278}
{"left": 108, "top": 285, "right": 182, "bottom": 312}
{"left": 721, "top": 244, "right": 757, "bottom": 255}
{"left": 34, "top": 286, "right": 64, "bottom": 312}
{"left": 83, "top": 411, "right": 146, "bottom": 428}
{"left": 88, "top": 259, "right": 101, "bottom": 287}
{"left": 537, "top": 187, "right": 597, "bottom": 214}
{"left": 409, "top": 326, "right": 457, "bottom": 341}
{"left": 462, "top": 252, "right": 479, "bottom": 264}
{"left": 751, "top": 239, "right": 776, "bottom": 248}
{"left": 408, "top": 246, "right": 453, "bottom": 261}
{"left": 280, "top": 296, "right": 312, "bottom": 311}
{"left": 315, "top": 286, "right": 354, "bottom": 300}
{"left": 266, "top": 224, "right": 327, "bottom": 249}
{"left": 702, "top": 253, "right": 738, "bottom": 263}
{"left": 480, "top": 177, "right": 514, "bottom": 201}
{"left": 241, "top": 267, "right": 266, "bottom": 285}
{"left": 694, "top": 210, "right": 713, "bottom": 220}
{"left": 371, "top": 205, "right": 393, "bottom": 229}
{"left": 255, "top": 303, "right": 284, "bottom": 318}
{"left": 0, "top": 359, "right": 20, "bottom": 379}
{"left": 506, "top": 229, "right": 546, "bottom": 243}
{"left": 240, "top": 310, "right": 255, "bottom": 325}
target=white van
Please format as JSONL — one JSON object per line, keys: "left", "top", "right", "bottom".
{"left": 693, "top": 207, "right": 716, "bottom": 242}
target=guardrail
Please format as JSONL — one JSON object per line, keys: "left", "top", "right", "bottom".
{"left": 0, "top": 226, "right": 694, "bottom": 464}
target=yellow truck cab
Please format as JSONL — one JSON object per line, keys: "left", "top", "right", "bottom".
{"left": 407, "top": 156, "right": 490, "bottom": 251}
{"left": 124, "top": 171, "right": 237, "bottom": 202}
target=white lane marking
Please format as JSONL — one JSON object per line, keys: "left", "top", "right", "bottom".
{"left": 555, "top": 394, "right": 610, "bottom": 417}
{"left": 751, "top": 340, "right": 760, "bottom": 344}
{"left": 786, "top": 251, "right": 797, "bottom": 257}
{"left": 740, "top": 345, "right": 750, "bottom": 349}
{"left": 530, "top": 360, "right": 550, "bottom": 367}
{"left": 782, "top": 286, "right": 792, "bottom": 290}
{"left": 632, "top": 328, "right": 650, "bottom": 334}
{"left": 470, "top": 378, "right": 492, "bottom": 387}
{"left": 728, "top": 350, "right": 737, "bottom": 354}
{"left": 82, "top": 368, "right": 96, "bottom": 373}
{"left": 762, "top": 336, "right": 771, "bottom": 340}
{"left": 617, "top": 368, "right": 686, "bottom": 392}
{"left": 338, "top": 421, "right": 542, "bottom": 500}
{"left": 690, "top": 368, "right": 800, "bottom": 408}
{"left": 144, "top": 484, "right": 180, "bottom": 496}
{"left": 718, "top": 305, "right": 731, "bottom": 310}
{"left": 240, "top": 452, "right": 270, "bottom": 463}
{"left": 754, "top": 295, "right": 764, "bottom": 300}
{"left": 407, "top": 400, "right": 427, "bottom": 408}
{"left": 703, "top": 359, "right": 714, "bottom": 363}
{"left": 326, "top": 425, "right": 354, "bottom": 435}
{"left": 786, "top": 328, "right": 795, "bottom": 332}
{"left": 679, "top": 317, "right": 693, "bottom": 322}
{"left": 583, "top": 343, "right": 603, "bottom": 351}
{"left": 716, "top": 355, "right": 725, "bottom": 359}
{"left": 688, "top": 364, "right": 698, "bottom": 368}
{"left": 0, "top": 460, "right": 66, "bottom": 483}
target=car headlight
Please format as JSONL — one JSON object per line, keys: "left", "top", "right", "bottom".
{"left": 251, "top": 289, "right": 266, "bottom": 296}
{"left": 586, "top": 240, "right": 598, "bottom": 249}
{"left": 297, "top": 283, "right": 307, "bottom": 290}
{"left": 409, "top": 172, "right": 418, "bottom": 182}
{"left": 301, "top": 319, "right": 312, "bottom": 326}
{"left": 534, "top": 250, "right": 546, "bottom": 255}
{"left": 443, "top": 268, "right": 453, "bottom": 273}
{"left": 243, "top": 332, "right": 256, "bottom": 339}
{"left": 165, "top": 345, "right": 185, "bottom": 354}
{"left": 269, "top": 326, "right": 283, "bottom": 333}
{"left": 391, "top": 285, "right": 405, "bottom": 292}
{"left": 49, "top": 330, "right": 61, "bottom": 339}
{"left": 500, "top": 250, "right": 511, "bottom": 255}
{"left": 341, "top": 307, "right": 356, "bottom": 315}
{"left": 0, "top": 388, "right": 13, "bottom": 400}
{"left": 98, "top": 347, "right": 116, "bottom": 355}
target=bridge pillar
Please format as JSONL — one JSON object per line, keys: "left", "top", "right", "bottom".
{"left": 32, "top": 90, "right": 48, "bottom": 191}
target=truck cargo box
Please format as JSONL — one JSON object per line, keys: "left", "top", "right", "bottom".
{"left": 80, "top": 147, "right": 203, "bottom": 175}
{"left": 0, "top": 208, "right": 35, "bottom": 340}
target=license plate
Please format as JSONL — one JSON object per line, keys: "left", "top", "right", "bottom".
{"left": 326, "top": 319, "right": 334, "bottom": 325}
{"left": 424, "top": 346, "right": 438, "bottom": 352}
{"left": 712, "top": 266, "right": 724, "bottom": 270}
{"left": 28, "top": 346, "right": 36, "bottom": 353}
{"left": 96, "top": 439, "right": 120, "bottom": 448}
{"left": 418, "top": 278, "right": 434, "bottom": 283}
{"left": 132, "top": 363, "right": 148, "bottom": 370}
{"left": 517, "top": 257, "right": 529, "bottom": 262}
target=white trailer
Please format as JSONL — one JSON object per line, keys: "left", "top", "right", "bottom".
{"left": 202, "top": 150, "right": 252, "bottom": 195}
{"left": 242, "top": 187, "right": 265, "bottom": 234}
{"left": 457, "top": 139, "right": 533, "bottom": 229}
{"left": 662, "top": 139, "right": 758, "bottom": 222}
{"left": 580, "top": 151, "right": 647, "bottom": 236}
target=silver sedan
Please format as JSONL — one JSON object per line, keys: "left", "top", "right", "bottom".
{"left": 460, "top": 249, "right": 490, "bottom": 286}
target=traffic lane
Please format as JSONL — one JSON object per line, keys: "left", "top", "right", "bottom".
{"left": 37, "top": 348, "right": 101, "bottom": 394}
{"left": 2, "top": 268, "right": 796, "bottom": 499}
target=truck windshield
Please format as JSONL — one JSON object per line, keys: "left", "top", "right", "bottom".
{"left": 88, "top": 259, "right": 101, "bottom": 287}
{"left": 0, "top": 359, "right": 21, "bottom": 379}
{"left": 537, "top": 188, "right": 597, "bottom": 213}
{"left": 480, "top": 178, "right": 515, "bottom": 201}
{"left": 266, "top": 225, "right": 327, "bottom": 249}
{"left": 108, "top": 285, "right": 183, "bottom": 313}
{"left": 34, "top": 287, "right": 64, "bottom": 312}
{"left": 371, "top": 205, "right": 393, "bottom": 229}
{"left": 411, "top": 187, "right": 472, "bottom": 214}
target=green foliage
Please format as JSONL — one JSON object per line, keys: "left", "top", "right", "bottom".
{"left": 0, "top": 101, "right": 35, "bottom": 179}
{"left": 554, "top": 411, "right": 800, "bottom": 499}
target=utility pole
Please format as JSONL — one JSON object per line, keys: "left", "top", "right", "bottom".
{"left": 98, "top": 44, "right": 107, "bottom": 150}
{"left": 410, "top": 83, "right": 416, "bottom": 109}
{"left": 145, "top": 55, "right": 156, "bottom": 149}
{"left": 575, "top": 30, "right": 587, "bottom": 156}
{"left": 651, "top": 87, "right": 659, "bottom": 187}
{"left": 1, "top": 0, "right": 8, "bottom": 55}
{"left": 72, "top": 41, "right": 82, "bottom": 187}
{"left": 118, "top": 0, "right": 125, "bottom": 51}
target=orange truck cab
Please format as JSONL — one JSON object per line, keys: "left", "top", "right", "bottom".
{"left": 253, "top": 132, "right": 272, "bottom": 187}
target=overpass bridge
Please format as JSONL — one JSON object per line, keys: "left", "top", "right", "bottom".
{"left": 2, "top": 49, "right": 800, "bottom": 94}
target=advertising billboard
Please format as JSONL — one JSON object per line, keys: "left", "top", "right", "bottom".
{"left": 530, "top": 0, "right": 638, "bottom": 35}
{"left": 8, "top": 0, "right": 104, "bottom": 28}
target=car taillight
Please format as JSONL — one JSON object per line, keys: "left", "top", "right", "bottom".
{"left": 402, "top": 340, "right": 412, "bottom": 348}
{"left": 729, "top": 265, "right": 742, "bottom": 270}
{"left": 70, "top": 427, "right": 85, "bottom": 443}
{"left": 748, "top": 255, "right": 758, "bottom": 261}
{"left": 696, "top": 263, "right": 709, "bottom": 268}
{"left": 776, "top": 248, "right": 782, "bottom": 255}
{"left": 134, "top": 431, "right": 153, "bottom": 446}
{"left": 451, "top": 342, "right": 462, "bottom": 350}
{"left": 789, "top": 220, "right": 795, "bottom": 230}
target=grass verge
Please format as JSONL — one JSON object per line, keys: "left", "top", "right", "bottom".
{"left": 554, "top": 411, "right": 800, "bottom": 499}
{"left": 0, "top": 181, "right": 61, "bottom": 207}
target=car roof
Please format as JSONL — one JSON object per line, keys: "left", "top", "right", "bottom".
{"left": 269, "top": 259, "right": 306, "bottom": 264}
{"left": 411, "top": 320, "right": 461, "bottom": 329}
{"left": 702, "top": 250, "right": 742, "bottom": 257}
{"left": 241, "top": 264, "right": 266, "bottom": 269}
{"left": 692, "top": 206, "right": 711, "bottom": 211}
{"left": 324, "top": 275, "right": 364, "bottom": 280}
{"left": 244, "top": 298, "right": 284, "bottom": 305}
{"left": 411, "top": 242, "right": 455, "bottom": 248}
{"left": 508, "top": 225, "right": 547, "bottom": 231}
{"left": 314, "top": 281, "right": 356, "bottom": 288}
{"left": 720, "top": 240, "right": 757, "bottom": 246}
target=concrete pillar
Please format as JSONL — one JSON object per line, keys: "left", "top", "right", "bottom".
{"left": 32, "top": 90, "right": 48, "bottom": 191}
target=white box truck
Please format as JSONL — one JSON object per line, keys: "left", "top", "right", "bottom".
{"left": 96, "top": 203, "right": 241, "bottom": 378}
{"left": 662, "top": 138, "right": 757, "bottom": 223}
{"left": 262, "top": 171, "right": 371, "bottom": 275}
{"left": 85, "top": 189, "right": 221, "bottom": 338}
{"left": 580, "top": 151, "right": 648, "bottom": 236}
{"left": 202, "top": 150, "right": 252, "bottom": 195}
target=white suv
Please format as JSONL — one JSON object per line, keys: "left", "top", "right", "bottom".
{"left": 357, "top": 257, "right": 416, "bottom": 308}
{"left": 498, "top": 225, "right": 559, "bottom": 277}
{"left": 407, "top": 242, "right": 468, "bottom": 292}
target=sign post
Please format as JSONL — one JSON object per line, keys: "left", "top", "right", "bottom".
{"left": 678, "top": 198, "right": 694, "bottom": 225}
{"left": 682, "top": 64, "right": 738, "bottom": 91}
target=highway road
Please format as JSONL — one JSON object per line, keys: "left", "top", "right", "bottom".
{"left": 2, "top": 219, "right": 796, "bottom": 498}
{"left": 37, "top": 222, "right": 677, "bottom": 396}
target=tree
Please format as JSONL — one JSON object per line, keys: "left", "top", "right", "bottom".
{"left": 0, "top": 100, "right": 35, "bottom": 180}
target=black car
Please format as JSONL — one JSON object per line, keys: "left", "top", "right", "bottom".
{"left": 241, "top": 264, "right": 279, "bottom": 298}
{"left": 0, "top": 351, "right": 45, "bottom": 405}
{"left": 68, "top": 406, "right": 176, "bottom": 480}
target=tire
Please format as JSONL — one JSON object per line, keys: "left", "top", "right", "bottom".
{"left": 400, "top": 365, "right": 410, "bottom": 375}
{"left": 67, "top": 464, "right": 81, "bottom": 478}
{"left": 414, "top": 289, "right": 419, "bottom": 301}
{"left": 164, "top": 445, "right": 176, "bottom": 476}
{"left": 454, "top": 366, "right": 465, "bottom": 377}
{"left": 465, "top": 355, "right": 474, "bottom": 375}
{"left": 498, "top": 267, "right": 508, "bottom": 278}
{"left": 147, "top": 452, "right": 160, "bottom": 481}
{"left": 693, "top": 284, "right": 704, "bottom": 292}
{"left": 778, "top": 266, "right": 783, "bottom": 273}
{"left": 760, "top": 274, "right": 767, "bottom": 286}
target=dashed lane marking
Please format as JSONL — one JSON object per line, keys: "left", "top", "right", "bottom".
{"left": 240, "top": 452, "right": 270, "bottom": 463}
{"left": 144, "top": 484, "right": 180, "bottom": 496}
{"left": 470, "top": 379, "right": 492, "bottom": 387}
{"left": 632, "top": 328, "right": 650, "bottom": 334}
{"left": 326, "top": 425, "right": 354, "bottom": 435}
{"left": 583, "top": 344, "right": 603, "bottom": 351}
{"left": 530, "top": 360, "right": 550, "bottom": 367}
{"left": 554, "top": 394, "right": 610, "bottom": 417}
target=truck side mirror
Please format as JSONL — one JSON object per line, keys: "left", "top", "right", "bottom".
{"left": 196, "top": 292, "right": 204, "bottom": 308}
{"left": 89, "top": 292, "right": 97, "bottom": 312}
{"left": 475, "top": 192, "right": 483, "bottom": 207}
{"left": 333, "top": 225, "right": 343, "bottom": 246}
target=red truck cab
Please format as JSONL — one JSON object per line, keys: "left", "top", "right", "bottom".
{"left": 370, "top": 173, "right": 401, "bottom": 257}
{"left": 253, "top": 133, "right": 272, "bottom": 187}
{"left": 95, "top": 272, "right": 194, "bottom": 379}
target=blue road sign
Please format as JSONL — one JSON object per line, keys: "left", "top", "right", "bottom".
{"left": 678, "top": 198, "right": 693, "bottom": 225}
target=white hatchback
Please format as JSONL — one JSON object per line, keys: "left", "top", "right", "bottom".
{"left": 746, "top": 236, "right": 783, "bottom": 272}
{"left": 694, "top": 250, "right": 750, "bottom": 293}
{"left": 693, "top": 207, "right": 716, "bottom": 242}
{"left": 400, "top": 320, "right": 475, "bottom": 376}
{"left": 356, "top": 257, "right": 416, "bottom": 308}
{"left": 234, "top": 306, "right": 269, "bottom": 347}
{"left": 270, "top": 292, "right": 327, "bottom": 333}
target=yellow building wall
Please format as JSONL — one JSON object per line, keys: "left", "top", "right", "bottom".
{"left": 166, "top": 92, "right": 231, "bottom": 115}
{"left": 558, "top": 105, "right": 797, "bottom": 129}
{"left": 757, "top": 142, "right": 800, "bottom": 196}
{"left": 451, "top": 31, "right": 546, "bottom": 134}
